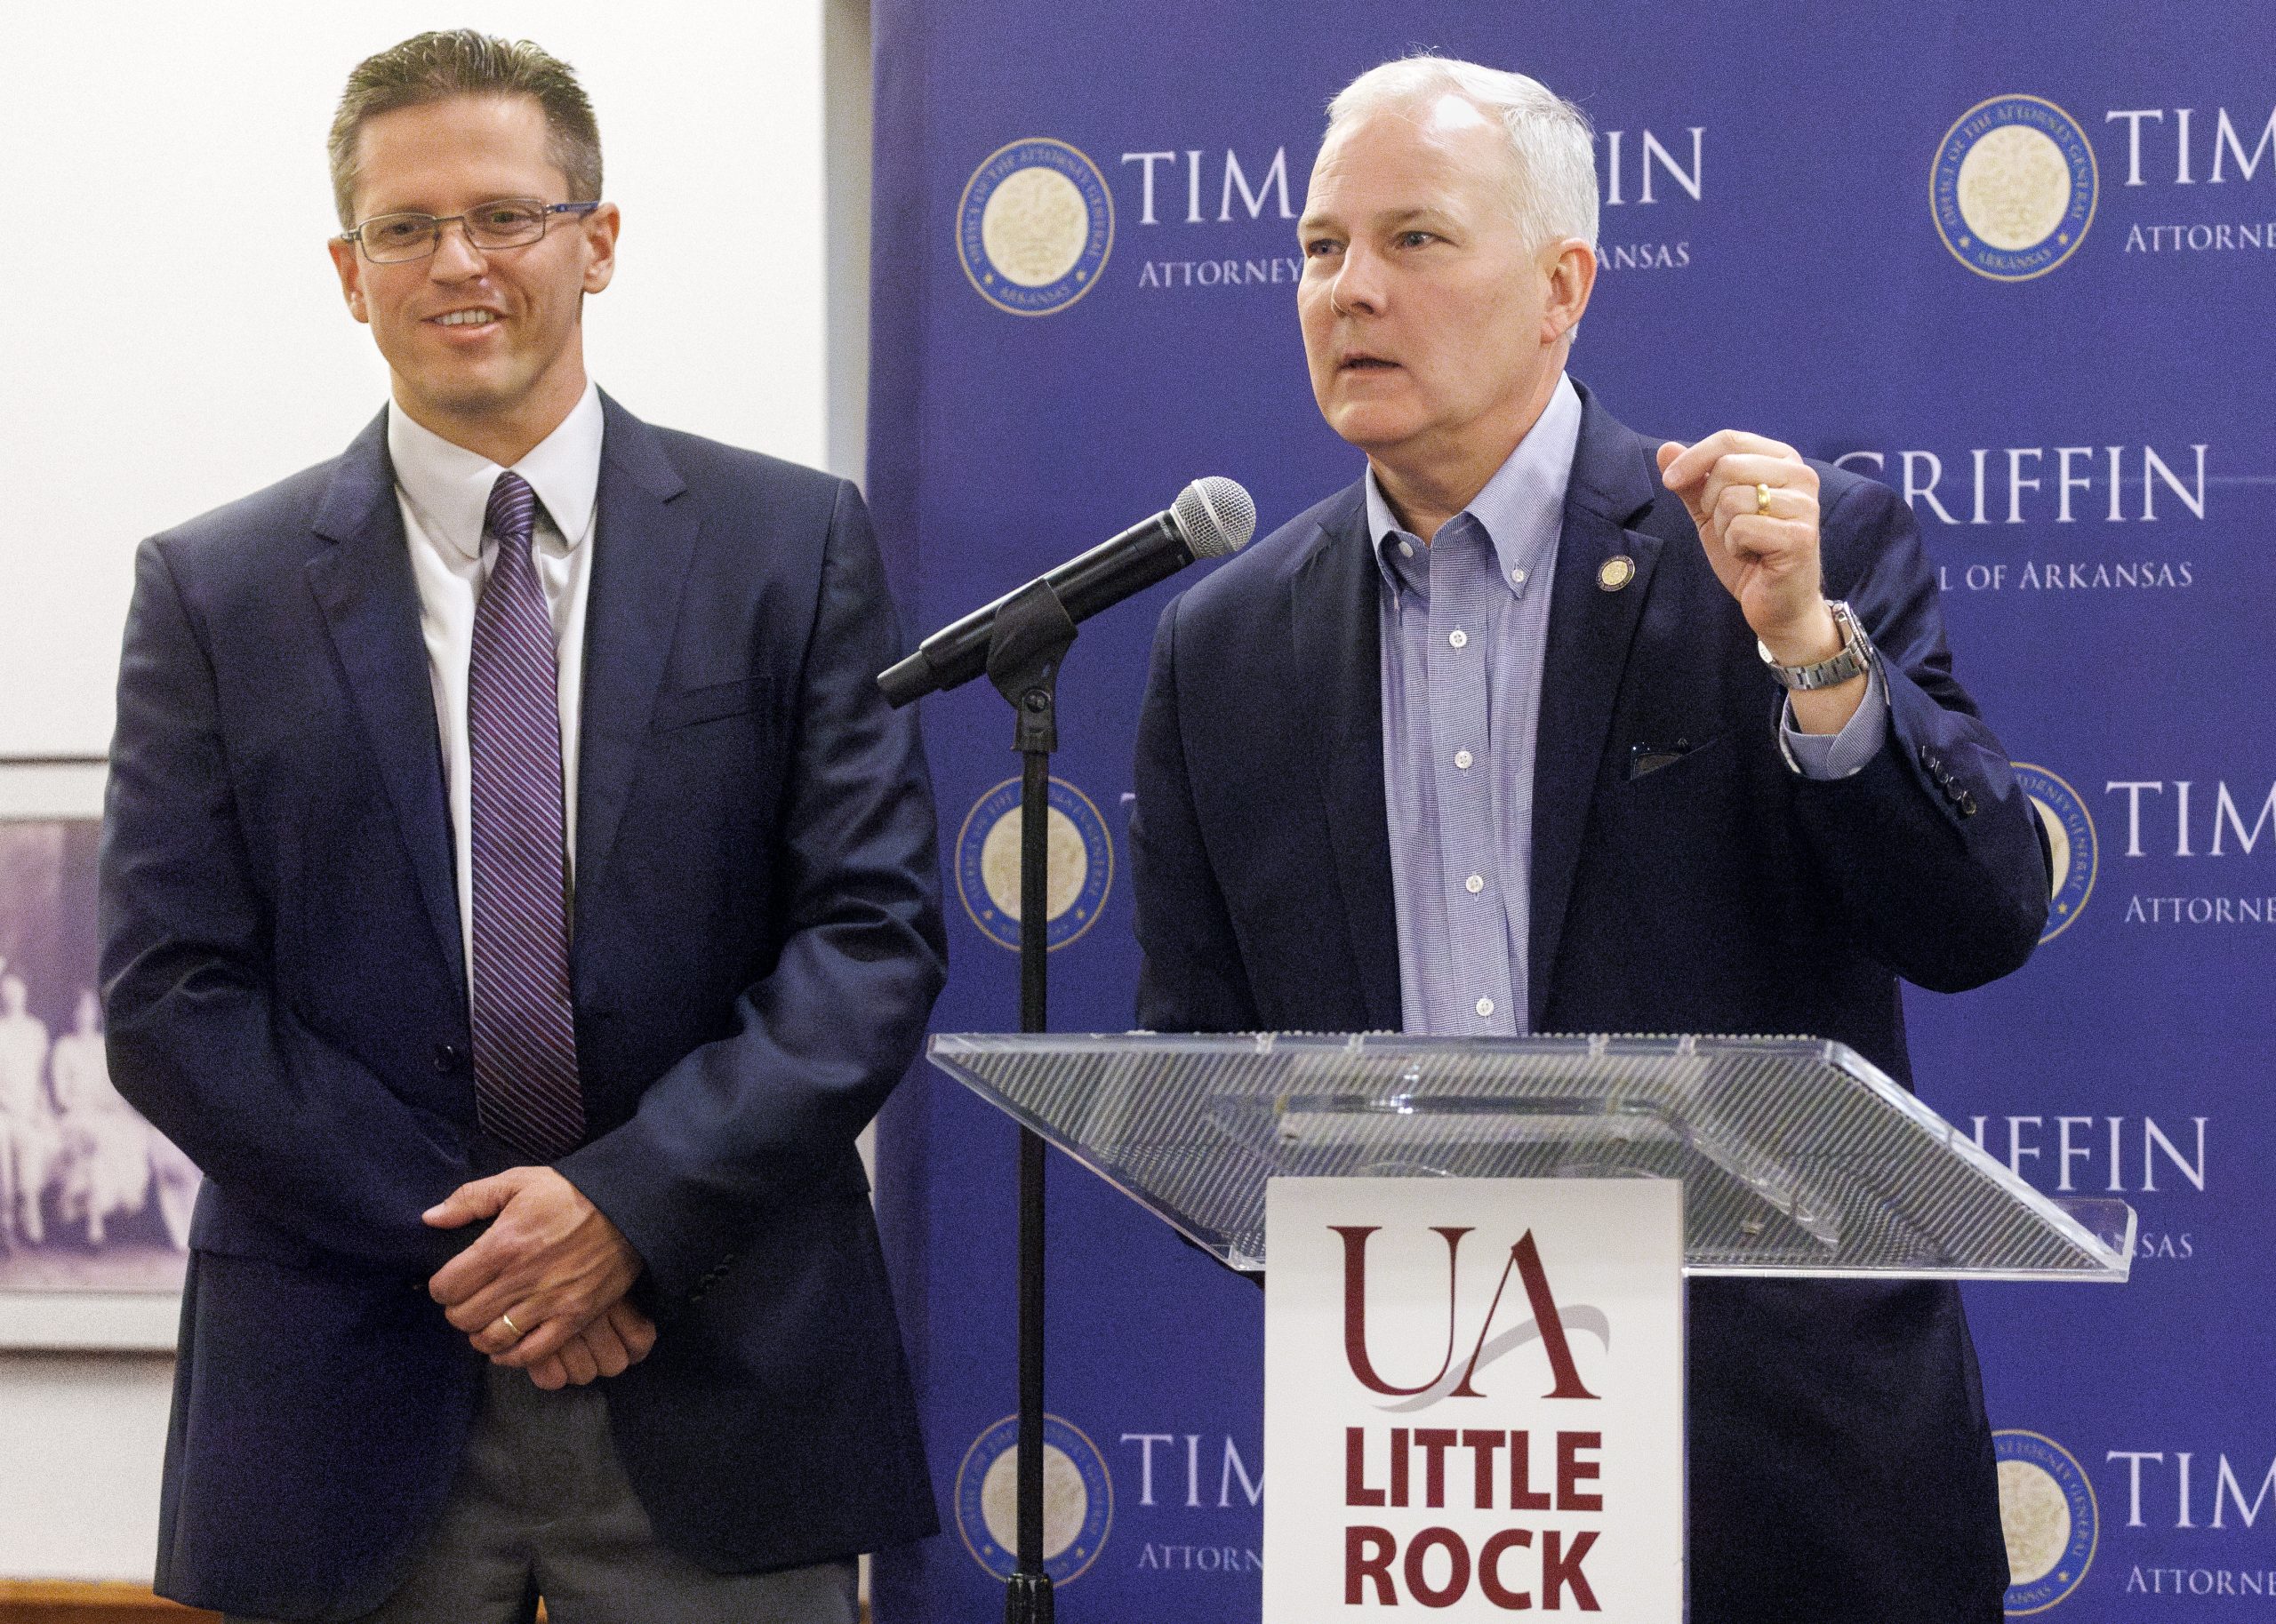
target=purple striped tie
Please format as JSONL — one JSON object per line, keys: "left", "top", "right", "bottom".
{"left": 466, "top": 470, "right": 585, "bottom": 1163}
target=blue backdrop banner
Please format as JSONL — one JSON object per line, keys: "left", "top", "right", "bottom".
{"left": 865, "top": 5, "right": 2272, "bottom": 1618}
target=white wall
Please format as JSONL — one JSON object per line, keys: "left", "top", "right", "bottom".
{"left": 823, "top": 0, "right": 874, "bottom": 484}
{"left": 0, "top": 1, "right": 864, "bottom": 1580}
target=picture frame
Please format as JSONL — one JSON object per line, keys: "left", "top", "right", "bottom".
{"left": 0, "top": 756, "right": 191, "bottom": 1351}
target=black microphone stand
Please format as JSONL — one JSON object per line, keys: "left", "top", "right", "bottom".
{"left": 980, "top": 576, "right": 1080, "bottom": 1624}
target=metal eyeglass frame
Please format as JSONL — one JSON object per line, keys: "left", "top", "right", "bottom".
{"left": 337, "top": 198, "right": 604, "bottom": 263}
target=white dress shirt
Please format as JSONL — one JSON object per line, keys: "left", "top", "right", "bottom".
{"left": 388, "top": 382, "right": 604, "bottom": 996}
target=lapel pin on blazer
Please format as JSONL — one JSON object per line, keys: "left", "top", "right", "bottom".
{"left": 1598, "top": 555, "right": 1636, "bottom": 591}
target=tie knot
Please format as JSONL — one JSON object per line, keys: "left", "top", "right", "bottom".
{"left": 485, "top": 469, "right": 539, "bottom": 548}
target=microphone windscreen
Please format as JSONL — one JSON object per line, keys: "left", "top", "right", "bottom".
{"left": 1174, "top": 476, "right": 1256, "bottom": 558}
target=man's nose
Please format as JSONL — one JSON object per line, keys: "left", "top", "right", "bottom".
{"left": 1330, "top": 246, "right": 1385, "bottom": 316}
{"left": 428, "top": 219, "right": 491, "bottom": 280}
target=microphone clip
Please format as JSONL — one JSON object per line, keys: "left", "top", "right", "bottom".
{"left": 985, "top": 578, "right": 1080, "bottom": 756}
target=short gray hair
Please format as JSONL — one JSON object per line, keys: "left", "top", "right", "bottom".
{"left": 1326, "top": 55, "right": 1598, "bottom": 255}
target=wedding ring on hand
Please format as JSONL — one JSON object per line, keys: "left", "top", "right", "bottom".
{"left": 1755, "top": 482, "right": 1773, "bottom": 516}
{"left": 499, "top": 1311, "right": 524, "bottom": 1340}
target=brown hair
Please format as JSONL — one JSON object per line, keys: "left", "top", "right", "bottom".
{"left": 328, "top": 29, "right": 602, "bottom": 228}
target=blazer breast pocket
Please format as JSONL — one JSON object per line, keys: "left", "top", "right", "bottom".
{"left": 1626, "top": 734, "right": 1724, "bottom": 782}
{"left": 653, "top": 676, "right": 767, "bottom": 732}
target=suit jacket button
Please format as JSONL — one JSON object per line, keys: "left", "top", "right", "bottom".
{"left": 433, "top": 1043, "right": 462, "bottom": 1074}
{"left": 1959, "top": 793, "right": 1978, "bottom": 817}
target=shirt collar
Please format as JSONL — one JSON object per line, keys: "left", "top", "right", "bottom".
{"left": 386, "top": 380, "right": 605, "bottom": 562}
{"left": 1366, "top": 371, "right": 1583, "bottom": 596}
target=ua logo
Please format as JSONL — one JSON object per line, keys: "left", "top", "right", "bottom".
{"left": 1335, "top": 1226, "right": 1600, "bottom": 1403}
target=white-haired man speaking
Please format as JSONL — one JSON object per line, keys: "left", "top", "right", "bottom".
{"left": 1129, "top": 55, "right": 2049, "bottom": 1621}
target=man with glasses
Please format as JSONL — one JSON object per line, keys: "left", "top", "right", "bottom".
{"left": 100, "top": 30, "right": 942, "bottom": 1623}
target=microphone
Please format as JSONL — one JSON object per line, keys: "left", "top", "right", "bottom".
{"left": 878, "top": 476, "right": 1255, "bottom": 707}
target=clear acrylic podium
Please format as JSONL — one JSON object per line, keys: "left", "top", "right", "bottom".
{"left": 928, "top": 1031, "right": 2134, "bottom": 1280}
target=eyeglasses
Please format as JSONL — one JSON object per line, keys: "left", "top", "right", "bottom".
{"left": 338, "top": 197, "right": 603, "bottom": 264}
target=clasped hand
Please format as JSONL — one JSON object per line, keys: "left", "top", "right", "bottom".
{"left": 425, "top": 1165, "right": 653, "bottom": 1391}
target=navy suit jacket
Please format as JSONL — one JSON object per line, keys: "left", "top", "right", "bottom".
{"left": 100, "top": 396, "right": 945, "bottom": 1622}
{"left": 1130, "top": 385, "right": 2048, "bottom": 1621}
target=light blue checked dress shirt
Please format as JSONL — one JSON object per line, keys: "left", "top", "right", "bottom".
{"left": 1369, "top": 373, "right": 1887, "bottom": 1036}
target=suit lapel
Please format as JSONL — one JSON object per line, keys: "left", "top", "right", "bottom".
{"left": 1290, "top": 487, "right": 1401, "bottom": 1031}
{"left": 305, "top": 411, "right": 466, "bottom": 993}
{"left": 1527, "top": 389, "right": 1667, "bottom": 1029}
{"left": 573, "top": 394, "right": 697, "bottom": 943}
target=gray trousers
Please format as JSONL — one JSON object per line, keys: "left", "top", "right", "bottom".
{"left": 231, "top": 1365, "right": 858, "bottom": 1624}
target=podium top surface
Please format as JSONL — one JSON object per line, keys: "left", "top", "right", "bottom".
{"left": 928, "top": 1031, "right": 2133, "bottom": 1281}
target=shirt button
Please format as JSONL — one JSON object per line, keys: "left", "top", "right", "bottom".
{"left": 1511, "top": 567, "right": 1527, "bottom": 586}
{"left": 1475, "top": 997, "right": 1495, "bottom": 1018}
{"left": 1455, "top": 749, "right": 1473, "bottom": 770}
{"left": 1465, "top": 873, "right": 1485, "bottom": 893}
{"left": 1448, "top": 628, "right": 1468, "bottom": 649}
{"left": 1398, "top": 540, "right": 1415, "bottom": 558}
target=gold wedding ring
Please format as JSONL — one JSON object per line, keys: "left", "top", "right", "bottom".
{"left": 1755, "top": 482, "right": 1773, "bottom": 516}
{"left": 500, "top": 1311, "right": 523, "bottom": 1339}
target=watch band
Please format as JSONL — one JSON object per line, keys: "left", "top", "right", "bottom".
{"left": 1759, "top": 599, "right": 1873, "bottom": 691}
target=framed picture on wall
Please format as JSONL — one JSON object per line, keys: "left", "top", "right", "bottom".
{"left": 0, "top": 756, "right": 195, "bottom": 1350}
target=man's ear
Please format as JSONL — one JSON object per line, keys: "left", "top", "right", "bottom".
{"left": 1541, "top": 236, "right": 1598, "bottom": 345}
{"left": 581, "top": 203, "right": 621, "bottom": 296}
{"left": 327, "top": 236, "right": 370, "bottom": 324}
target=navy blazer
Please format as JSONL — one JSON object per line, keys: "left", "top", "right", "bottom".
{"left": 1131, "top": 385, "right": 2047, "bottom": 1622}
{"left": 100, "top": 396, "right": 945, "bottom": 1622}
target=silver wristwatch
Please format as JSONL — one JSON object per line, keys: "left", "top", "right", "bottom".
{"left": 1759, "top": 599, "right": 1874, "bottom": 691}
